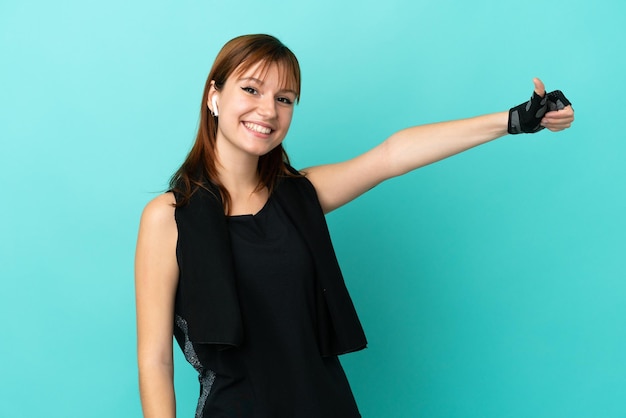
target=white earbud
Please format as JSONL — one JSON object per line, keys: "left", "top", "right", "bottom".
{"left": 211, "top": 96, "right": 219, "bottom": 117}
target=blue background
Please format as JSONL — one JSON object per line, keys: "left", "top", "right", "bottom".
{"left": 1, "top": 0, "right": 624, "bottom": 416}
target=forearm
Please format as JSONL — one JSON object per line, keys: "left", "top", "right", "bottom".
{"left": 139, "top": 364, "right": 176, "bottom": 418}
{"left": 383, "top": 111, "right": 509, "bottom": 177}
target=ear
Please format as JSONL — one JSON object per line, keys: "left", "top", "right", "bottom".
{"left": 207, "top": 81, "right": 219, "bottom": 115}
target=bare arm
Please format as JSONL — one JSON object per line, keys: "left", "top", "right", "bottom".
{"left": 135, "top": 192, "right": 179, "bottom": 418}
{"left": 304, "top": 79, "right": 574, "bottom": 213}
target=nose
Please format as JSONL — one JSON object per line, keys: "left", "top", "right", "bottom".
{"left": 257, "top": 94, "right": 277, "bottom": 119}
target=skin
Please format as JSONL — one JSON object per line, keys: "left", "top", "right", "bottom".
{"left": 135, "top": 64, "right": 574, "bottom": 417}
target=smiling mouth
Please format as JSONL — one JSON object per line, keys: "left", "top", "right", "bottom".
{"left": 243, "top": 122, "right": 273, "bottom": 135}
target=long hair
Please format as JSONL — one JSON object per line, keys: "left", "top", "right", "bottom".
{"left": 169, "top": 34, "right": 301, "bottom": 212}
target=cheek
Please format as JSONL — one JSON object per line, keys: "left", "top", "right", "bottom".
{"left": 280, "top": 109, "right": 294, "bottom": 128}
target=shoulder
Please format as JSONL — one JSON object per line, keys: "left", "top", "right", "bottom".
{"left": 142, "top": 192, "right": 176, "bottom": 219}
{"left": 278, "top": 167, "right": 317, "bottom": 195}
{"left": 136, "top": 193, "right": 178, "bottom": 274}
{"left": 139, "top": 192, "right": 177, "bottom": 234}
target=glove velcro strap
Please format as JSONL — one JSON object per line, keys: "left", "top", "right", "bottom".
{"left": 547, "top": 90, "right": 571, "bottom": 111}
{"left": 508, "top": 91, "right": 548, "bottom": 135}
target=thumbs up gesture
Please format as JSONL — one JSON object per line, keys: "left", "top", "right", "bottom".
{"left": 508, "top": 78, "right": 574, "bottom": 134}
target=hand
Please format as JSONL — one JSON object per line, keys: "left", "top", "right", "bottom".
{"left": 534, "top": 78, "right": 575, "bottom": 132}
{"left": 508, "top": 78, "right": 574, "bottom": 134}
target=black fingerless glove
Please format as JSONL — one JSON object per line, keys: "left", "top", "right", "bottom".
{"left": 546, "top": 90, "right": 571, "bottom": 111}
{"left": 508, "top": 90, "right": 572, "bottom": 134}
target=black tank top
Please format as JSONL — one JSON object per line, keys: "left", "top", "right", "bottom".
{"left": 191, "top": 194, "right": 361, "bottom": 417}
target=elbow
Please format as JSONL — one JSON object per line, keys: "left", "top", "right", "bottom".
{"left": 138, "top": 360, "right": 174, "bottom": 392}
{"left": 138, "top": 354, "right": 174, "bottom": 374}
{"left": 380, "top": 136, "right": 408, "bottom": 179}
{"left": 137, "top": 347, "right": 174, "bottom": 383}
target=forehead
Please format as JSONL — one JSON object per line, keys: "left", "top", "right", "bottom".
{"left": 231, "top": 60, "right": 299, "bottom": 93}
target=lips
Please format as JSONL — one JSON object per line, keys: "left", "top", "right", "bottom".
{"left": 243, "top": 122, "right": 273, "bottom": 135}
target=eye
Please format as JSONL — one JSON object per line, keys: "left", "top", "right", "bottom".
{"left": 241, "top": 86, "right": 258, "bottom": 95}
{"left": 277, "top": 97, "right": 294, "bottom": 105}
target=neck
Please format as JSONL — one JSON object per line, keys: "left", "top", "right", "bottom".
{"left": 218, "top": 162, "right": 260, "bottom": 197}
{"left": 217, "top": 159, "right": 270, "bottom": 216}
{"left": 214, "top": 139, "right": 261, "bottom": 195}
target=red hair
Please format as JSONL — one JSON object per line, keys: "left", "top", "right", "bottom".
{"left": 170, "top": 34, "right": 301, "bottom": 213}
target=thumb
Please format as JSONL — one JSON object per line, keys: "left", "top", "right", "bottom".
{"left": 533, "top": 77, "right": 546, "bottom": 97}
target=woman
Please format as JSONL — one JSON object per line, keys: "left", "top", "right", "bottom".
{"left": 135, "top": 34, "right": 574, "bottom": 417}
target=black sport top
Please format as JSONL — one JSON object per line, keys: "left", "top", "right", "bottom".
{"left": 177, "top": 195, "right": 361, "bottom": 417}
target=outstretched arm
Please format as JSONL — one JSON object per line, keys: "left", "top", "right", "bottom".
{"left": 303, "top": 78, "right": 574, "bottom": 213}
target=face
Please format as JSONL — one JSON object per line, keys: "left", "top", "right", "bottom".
{"left": 209, "top": 61, "right": 297, "bottom": 165}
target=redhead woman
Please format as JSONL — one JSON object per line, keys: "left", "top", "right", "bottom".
{"left": 135, "top": 34, "right": 574, "bottom": 418}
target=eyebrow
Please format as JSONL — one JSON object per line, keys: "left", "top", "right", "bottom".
{"left": 238, "top": 77, "right": 298, "bottom": 96}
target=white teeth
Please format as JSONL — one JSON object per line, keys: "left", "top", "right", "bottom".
{"left": 244, "top": 122, "right": 272, "bottom": 134}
